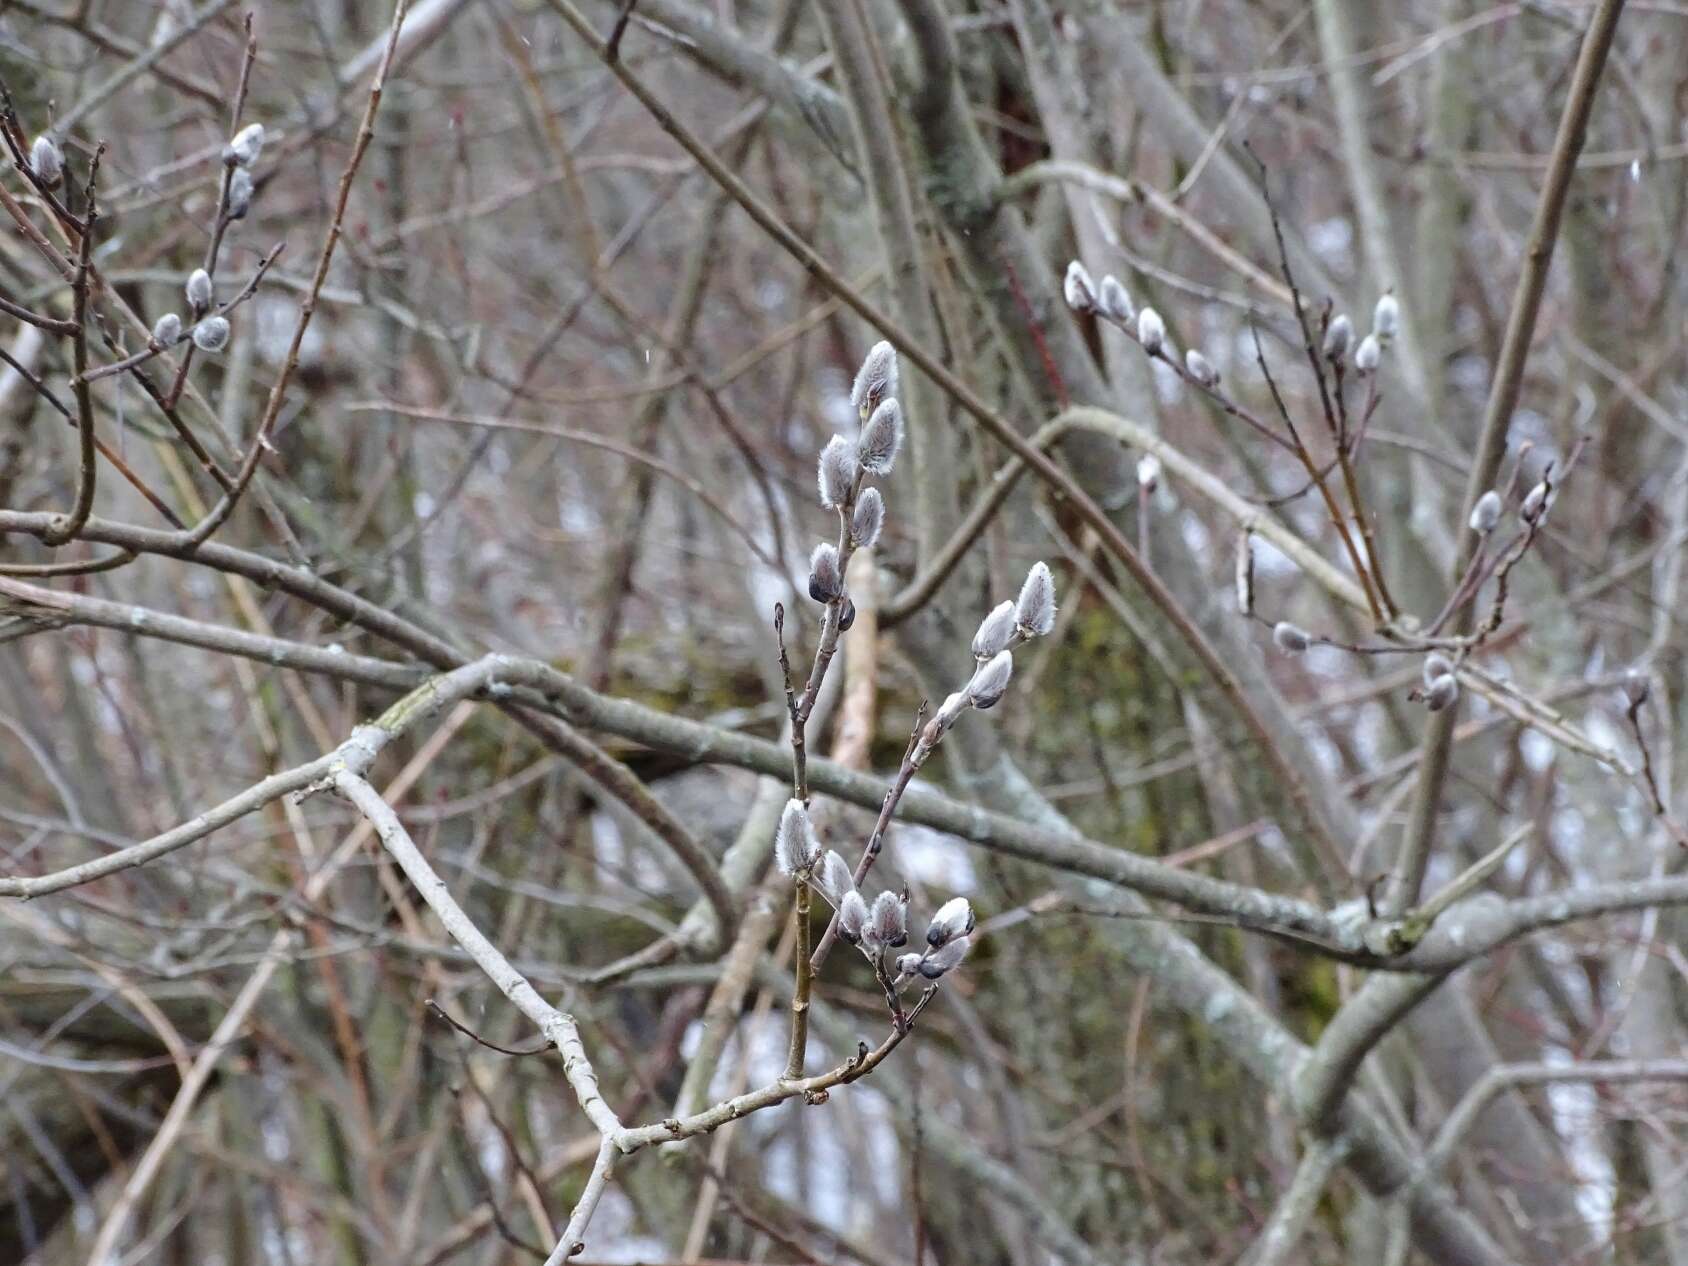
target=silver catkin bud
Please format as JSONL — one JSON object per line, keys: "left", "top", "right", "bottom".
{"left": 1469, "top": 490, "right": 1502, "bottom": 535}
{"left": 1235, "top": 532, "right": 1255, "bottom": 616}
{"left": 966, "top": 649, "right": 1014, "bottom": 710}
{"left": 1099, "top": 275, "right": 1134, "bottom": 323}
{"left": 918, "top": 935, "right": 971, "bottom": 979}
{"left": 186, "top": 268, "right": 214, "bottom": 313}
{"left": 871, "top": 890, "right": 908, "bottom": 948}
{"left": 838, "top": 890, "right": 869, "bottom": 944}
{"left": 1137, "top": 307, "right": 1166, "bottom": 355}
{"left": 1354, "top": 334, "right": 1381, "bottom": 373}
{"left": 1137, "top": 452, "right": 1161, "bottom": 494}
{"left": 851, "top": 341, "right": 898, "bottom": 418}
{"left": 858, "top": 398, "right": 902, "bottom": 475}
{"left": 151, "top": 312, "right": 182, "bottom": 345}
{"left": 225, "top": 122, "right": 265, "bottom": 167}
{"left": 896, "top": 951, "right": 925, "bottom": 978}
{"left": 1184, "top": 348, "right": 1219, "bottom": 387}
{"left": 30, "top": 135, "right": 63, "bottom": 188}
{"left": 1272, "top": 621, "right": 1310, "bottom": 654}
{"left": 226, "top": 166, "right": 254, "bottom": 219}
{"left": 818, "top": 434, "right": 856, "bottom": 509}
{"left": 851, "top": 487, "right": 884, "bottom": 548}
{"left": 808, "top": 543, "right": 843, "bottom": 604}
{"left": 1623, "top": 669, "right": 1651, "bottom": 709}
{"left": 971, "top": 600, "right": 1018, "bottom": 661}
{"left": 192, "top": 316, "right": 230, "bottom": 353}
{"left": 1520, "top": 481, "right": 1549, "bottom": 523}
{"left": 774, "top": 799, "right": 821, "bottom": 875}
{"left": 1373, "top": 292, "right": 1400, "bottom": 342}
{"left": 1063, "top": 260, "right": 1097, "bottom": 313}
{"left": 1422, "top": 653, "right": 1453, "bottom": 687}
{"left": 1016, "top": 561, "right": 1057, "bottom": 636}
{"left": 1322, "top": 314, "right": 1353, "bottom": 360}
{"left": 1424, "top": 673, "right": 1460, "bottom": 712}
{"left": 817, "top": 850, "right": 856, "bottom": 906}
{"left": 926, "top": 896, "right": 975, "bottom": 948}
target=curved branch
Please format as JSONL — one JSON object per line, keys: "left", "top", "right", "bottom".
{"left": 1424, "top": 1058, "right": 1688, "bottom": 1176}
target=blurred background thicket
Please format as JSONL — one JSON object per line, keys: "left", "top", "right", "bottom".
{"left": 2, "top": 1, "right": 1687, "bottom": 1263}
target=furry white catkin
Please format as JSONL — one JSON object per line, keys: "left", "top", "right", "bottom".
{"left": 774, "top": 799, "right": 821, "bottom": 875}
{"left": 192, "top": 316, "right": 231, "bottom": 353}
{"left": 225, "top": 122, "right": 265, "bottom": 167}
{"left": 1099, "top": 275, "right": 1134, "bottom": 322}
{"left": 966, "top": 650, "right": 1014, "bottom": 710}
{"left": 1136, "top": 307, "right": 1166, "bottom": 355}
{"left": 1016, "top": 562, "right": 1057, "bottom": 637}
{"left": 850, "top": 340, "right": 897, "bottom": 418}
{"left": 30, "top": 135, "right": 63, "bottom": 187}
{"left": 186, "top": 268, "right": 213, "bottom": 313}
{"left": 1184, "top": 349, "right": 1219, "bottom": 387}
{"left": 1063, "top": 259, "right": 1096, "bottom": 312}
{"left": 1322, "top": 314, "right": 1353, "bottom": 359}
{"left": 850, "top": 487, "right": 884, "bottom": 548}
{"left": 807, "top": 543, "right": 842, "bottom": 603}
{"left": 817, "top": 435, "right": 856, "bottom": 510}
{"left": 971, "top": 601, "right": 1018, "bottom": 661}
{"left": 1273, "top": 622, "right": 1311, "bottom": 654}
{"left": 858, "top": 399, "right": 902, "bottom": 475}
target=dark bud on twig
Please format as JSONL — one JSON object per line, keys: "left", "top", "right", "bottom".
{"left": 838, "top": 890, "right": 869, "bottom": 944}
{"left": 1469, "top": 490, "right": 1502, "bottom": 535}
{"left": 774, "top": 799, "right": 821, "bottom": 876}
{"left": 808, "top": 543, "right": 843, "bottom": 604}
{"left": 151, "top": 313, "right": 182, "bottom": 346}
{"left": 858, "top": 399, "right": 902, "bottom": 476}
{"left": 1099, "top": 275, "right": 1134, "bottom": 323}
{"left": 224, "top": 122, "right": 265, "bottom": 168}
{"left": 837, "top": 598, "right": 857, "bottom": 632}
{"left": 1137, "top": 307, "right": 1166, "bottom": 355}
{"left": 1354, "top": 334, "right": 1381, "bottom": 373}
{"left": 851, "top": 341, "right": 898, "bottom": 419}
{"left": 1272, "top": 622, "right": 1310, "bottom": 654}
{"left": 1063, "top": 260, "right": 1097, "bottom": 313}
{"left": 1235, "top": 532, "right": 1255, "bottom": 616}
{"left": 186, "top": 268, "right": 214, "bottom": 314}
{"left": 817, "top": 435, "right": 856, "bottom": 510}
{"left": 226, "top": 167, "right": 254, "bottom": 219}
{"left": 926, "top": 896, "right": 975, "bottom": 948}
{"left": 966, "top": 650, "right": 1014, "bottom": 710}
{"left": 971, "top": 600, "right": 1017, "bottom": 662}
{"left": 851, "top": 487, "right": 884, "bottom": 548}
{"left": 30, "top": 135, "right": 63, "bottom": 189}
{"left": 1015, "top": 561, "right": 1057, "bottom": 637}
{"left": 1322, "top": 314, "right": 1353, "bottom": 360}
{"left": 1422, "top": 653, "right": 1453, "bottom": 687}
{"left": 1424, "top": 673, "right": 1460, "bottom": 712}
{"left": 192, "top": 316, "right": 230, "bottom": 353}
{"left": 1623, "top": 670, "right": 1650, "bottom": 709}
